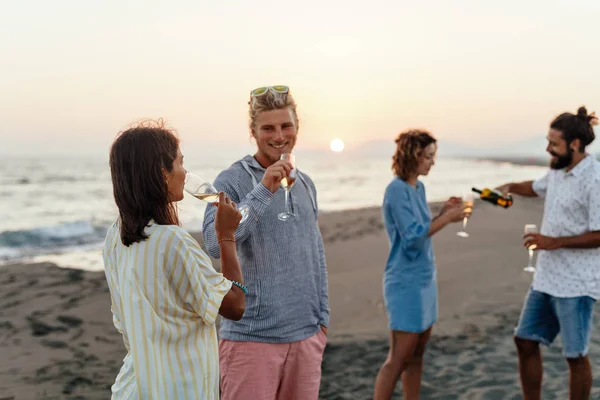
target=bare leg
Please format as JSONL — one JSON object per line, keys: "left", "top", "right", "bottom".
{"left": 373, "top": 331, "right": 420, "bottom": 400}
{"left": 514, "top": 337, "right": 543, "bottom": 400}
{"left": 567, "top": 356, "right": 592, "bottom": 400}
{"left": 401, "top": 327, "right": 432, "bottom": 400}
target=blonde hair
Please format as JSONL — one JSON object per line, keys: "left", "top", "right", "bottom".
{"left": 248, "top": 90, "right": 299, "bottom": 130}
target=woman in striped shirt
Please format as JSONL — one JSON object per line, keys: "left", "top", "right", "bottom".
{"left": 103, "top": 120, "right": 246, "bottom": 399}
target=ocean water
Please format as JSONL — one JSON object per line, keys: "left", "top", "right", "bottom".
{"left": 0, "top": 154, "right": 547, "bottom": 270}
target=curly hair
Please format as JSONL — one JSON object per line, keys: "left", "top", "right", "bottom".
{"left": 109, "top": 119, "right": 180, "bottom": 246}
{"left": 248, "top": 89, "right": 299, "bottom": 130}
{"left": 392, "top": 129, "right": 437, "bottom": 180}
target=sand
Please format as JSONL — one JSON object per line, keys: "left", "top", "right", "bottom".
{"left": 2, "top": 196, "right": 600, "bottom": 399}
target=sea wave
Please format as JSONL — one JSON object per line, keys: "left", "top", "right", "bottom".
{"left": 0, "top": 220, "right": 109, "bottom": 262}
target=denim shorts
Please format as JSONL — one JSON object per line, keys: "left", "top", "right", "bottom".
{"left": 515, "top": 288, "right": 596, "bottom": 358}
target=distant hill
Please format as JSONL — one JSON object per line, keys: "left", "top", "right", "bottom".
{"left": 350, "top": 133, "right": 600, "bottom": 161}
{"left": 347, "top": 139, "right": 478, "bottom": 158}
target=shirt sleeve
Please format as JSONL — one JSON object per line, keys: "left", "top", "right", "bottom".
{"left": 532, "top": 171, "right": 549, "bottom": 198}
{"left": 386, "top": 183, "right": 430, "bottom": 260}
{"left": 102, "top": 222, "right": 130, "bottom": 350}
{"left": 588, "top": 178, "right": 600, "bottom": 231}
{"left": 315, "top": 227, "right": 330, "bottom": 327}
{"left": 305, "top": 175, "right": 330, "bottom": 327}
{"left": 167, "top": 228, "right": 232, "bottom": 325}
{"left": 202, "top": 168, "right": 275, "bottom": 259}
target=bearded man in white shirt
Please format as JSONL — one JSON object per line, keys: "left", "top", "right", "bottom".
{"left": 497, "top": 106, "right": 599, "bottom": 400}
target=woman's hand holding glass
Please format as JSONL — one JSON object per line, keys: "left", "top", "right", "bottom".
{"left": 439, "top": 196, "right": 462, "bottom": 216}
{"left": 215, "top": 192, "right": 242, "bottom": 241}
{"left": 184, "top": 171, "right": 249, "bottom": 223}
{"left": 441, "top": 202, "right": 467, "bottom": 223}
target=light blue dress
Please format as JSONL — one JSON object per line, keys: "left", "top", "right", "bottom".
{"left": 382, "top": 178, "right": 437, "bottom": 333}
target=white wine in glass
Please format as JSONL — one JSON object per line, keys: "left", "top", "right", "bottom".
{"left": 278, "top": 153, "right": 297, "bottom": 221}
{"left": 281, "top": 173, "right": 296, "bottom": 189}
{"left": 184, "top": 171, "right": 249, "bottom": 223}
{"left": 456, "top": 192, "right": 475, "bottom": 238}
{"left": 193, "top": 193, "right": 219, "bottom": 203}
{"left": 524, "top": 224, "right": 537, "bottom": 272}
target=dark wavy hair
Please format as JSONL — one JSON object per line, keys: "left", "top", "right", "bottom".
{"left": 392, "top": 129, "right": 437, "bottom": 180}
{"left": 550, "top": 106, "right": 598, "bottom": 151}
{"left": 109, "top": 120, "right": 180, "bottom": 246}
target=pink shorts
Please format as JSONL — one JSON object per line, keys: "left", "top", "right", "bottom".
{"left": 219, "top": 330, "right": 328, "bottom": 400}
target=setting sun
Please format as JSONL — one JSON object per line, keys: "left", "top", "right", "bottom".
{"left": 330, "top": 138, "right": 345, "bottom": 153}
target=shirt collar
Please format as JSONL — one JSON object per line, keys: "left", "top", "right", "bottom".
{"left": 565, "top": 154, "right": 592, "bottom": 177}
{"left": 242, "top": 154, "right": 267, "bottom": 171}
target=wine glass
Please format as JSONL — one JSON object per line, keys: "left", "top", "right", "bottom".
{"left": 184, "top": 171, "right": 249, "bottom": 223}
{"left": 456, "top": 191, "right": 475, "bottom": 238}
{"left": 524, "top": 224, "right": 537, "bottom": 272}
{"left": 278, "top": 153, "right": 297, "bottom": 221}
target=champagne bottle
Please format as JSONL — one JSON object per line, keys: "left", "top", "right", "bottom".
{"left": 471, "top": 187, "right": 513, "bottom": 208}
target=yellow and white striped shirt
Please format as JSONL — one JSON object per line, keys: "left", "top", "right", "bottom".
{"left": 102, "top": 221, "right": 232, "bottom": 400}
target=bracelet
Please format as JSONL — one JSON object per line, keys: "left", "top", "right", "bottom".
{"left": 218, "top": 237, "right": 236, "bottom": 244}
{"left": 231, "top": 281, "right": 248, "bottom": 295}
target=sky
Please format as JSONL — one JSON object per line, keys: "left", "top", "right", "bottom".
{"left": 1, "top": 0, "right": 599, "bottom": 156}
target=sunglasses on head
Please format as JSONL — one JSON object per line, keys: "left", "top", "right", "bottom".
{"left": 250, "top": 85, "right": 289, "bottom": 97}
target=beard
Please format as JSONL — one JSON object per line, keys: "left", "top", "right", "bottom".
{"left": 549, "top": 148, "right": 573, "bottom": 170}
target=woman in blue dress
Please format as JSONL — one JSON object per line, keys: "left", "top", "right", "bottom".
{"left": 374, "top": 129, "right": 467, "bottom": 400}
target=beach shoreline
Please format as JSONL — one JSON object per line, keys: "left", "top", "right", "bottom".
{"left": 0, "top": 154, "right": 552, "bottom": 270}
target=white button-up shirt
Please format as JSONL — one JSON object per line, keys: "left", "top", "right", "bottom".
{"left": 532, "top": 155, "right": 600, "bottom": 299}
